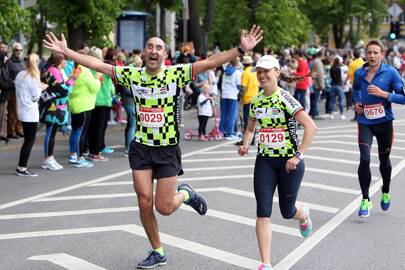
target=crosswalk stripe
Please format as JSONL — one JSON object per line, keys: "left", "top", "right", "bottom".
{"left": 28, "top": 253, "right": 107, "bottom": 270}
{"left": 312, "top": 140, "right": 405, "bottom": 150}
{"left": 217, "top": 187, "right": 339, "bottom": 214}
{"left": 182, "top": 156, "right": 379, "bottom": 167}
{"left": 88, "top": 176, "right": 361, "bottom": 194}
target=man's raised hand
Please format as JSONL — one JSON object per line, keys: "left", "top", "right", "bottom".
{"left": 43, "top": 32, "right": 68, "bottom": 55}
{"left": 240, "top": 25, "right": 263, "bottom": 52}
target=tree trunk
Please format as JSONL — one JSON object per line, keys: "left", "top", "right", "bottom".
{"left": 248, "top": 0, "right": 261, "bottom": 25}
{"left": 188, "top": 0, "right": 204, "bottom": 56}
{"left": 67, "top": 21, "right": 87, "bottom": 50}
{"left": 37, "top": 6, "right": 47, "bottom": 58}
{"left": 202, "top": 0, "right": 215, "bottom": 53}
{"left": 333, "top": 23, "right": 344, "bottom": 48}
{"left": 159, "top": 2, "right": 166, "bottom": 40}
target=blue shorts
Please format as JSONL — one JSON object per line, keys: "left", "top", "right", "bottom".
{"left": 254, "top": 155, "right": 305, "bottom": 218}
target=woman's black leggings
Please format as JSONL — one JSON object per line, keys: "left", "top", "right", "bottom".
{"left": 358, "top": 121, "right": 393, "bottom": 199}
{"left": 18, "top": 122, "right": 38, "bottom": 167}
{"left": 254, "top": 155, "right": 305, "bottom": 218}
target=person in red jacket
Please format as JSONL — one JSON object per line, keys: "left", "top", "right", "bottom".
{"left": 292, "top": 50, "right": 310, "bottom": 108}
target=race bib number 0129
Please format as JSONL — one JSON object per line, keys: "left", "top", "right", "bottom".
{"left": 364, "top": 103, "right": 385, "bottom": 120}
{"left": 139, "top": 107, "right": 165, "bottom": 127}
{"left": 259, "top": 128, "right": 285, "bottom": 148}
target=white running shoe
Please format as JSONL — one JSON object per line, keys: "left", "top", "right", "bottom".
{"left": 42, "top": 158, "right": 63, "bottom": 171}
{"left": 340, "top": 114, "right": 346, "bottom": 120}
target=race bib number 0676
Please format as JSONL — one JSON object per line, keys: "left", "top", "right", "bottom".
{"left": 139, "top": 107, "right": 165, "bottom": 127}
{"left": 364, "top": 103, "right": 385, "bottom": 120}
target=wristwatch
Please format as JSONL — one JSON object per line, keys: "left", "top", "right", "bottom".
{"left": 237, "top": 46, "right": 245, "bottom": 55}
{"left": 294, "top": 151, "right": 304, "bottom": 160}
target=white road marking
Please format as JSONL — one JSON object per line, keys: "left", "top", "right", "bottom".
{"left": 312, "top": 140, "right": 405, "bottom": 150}
{"left": 315, "top": 134, "right": 405, "bottom": 143}
{"left": 0, "top": 207, "right": 139, "bottom": 220}
{"left": 123, "top": 225, "right": 261, "bottom": 269}
{"left": 28, "top": 253, "right": 106, "bottom": 270}
{"left": 216, "top": 187, "right": 339, "bottom": 214}
{"left": 0, "top": 141, "right": 233, "bottom": 210}
{"left": 88, "top": 176, "right": 360, "bottom": 194}
{"left": 308, "top": 147, "right": 403, "bottom": 159}
{"left": 273, "top": 158, "right": 405, "bottom": 270}
{"left": 182, "top": 156, "right": 379, "bottom": 167}
{"left": 0, "top": 224, "right": 261, "bottom": 269}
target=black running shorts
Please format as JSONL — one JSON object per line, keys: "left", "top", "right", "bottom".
{"left": 128, "top": 140, "right": 183, "bottom": 179}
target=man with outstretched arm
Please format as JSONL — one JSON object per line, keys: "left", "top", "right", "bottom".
{"left": 43, "top": 25, "right": 263, "bottom": 269}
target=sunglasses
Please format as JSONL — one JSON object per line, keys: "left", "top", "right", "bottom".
{"left": 14, "top": 49, "right": 23, "bottom": 52}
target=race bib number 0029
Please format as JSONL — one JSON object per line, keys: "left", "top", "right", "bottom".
{"left": 259, "top": 128, "right": 285, "bottom": 148}
{"left": 139, "top": 107, "right": 165, "bottom": 127}
{"left": 364, "top": 104, "right": 385, "bottom": 120}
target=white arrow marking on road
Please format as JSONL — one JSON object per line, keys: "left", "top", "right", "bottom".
{"left": 28, "top": 253, "right": 106, "bottom": 270}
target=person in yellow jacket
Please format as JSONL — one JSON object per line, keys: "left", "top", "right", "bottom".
{"left": 347, "top": 50, "right": 365, "bottom": 121}
{"left": 68, "top": 59, "right": 101, "bottom": 168}
{"left": 235, "top": 55, "right": 259, "bottom": 146}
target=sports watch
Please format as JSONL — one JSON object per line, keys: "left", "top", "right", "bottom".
{"left": 294, "top": 151, "right": 304, "bottom": 160}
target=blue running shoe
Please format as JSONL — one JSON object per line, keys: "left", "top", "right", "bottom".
{"left": 381, "top": 190, "right": 390, "bottom": 211}
{"left": 177, "top": 183, "right": 208, "bottom": 215}
{"left": 358, "top": 199, "right": 372, "bottom": 218}
{"left": 74, "top": 158, "right": 94, "bottom": 168}
{"left": 69, "top": 154, "right": 78, "bottom": 164}
{"left": 137, "top": 251, "right": 167, "bottom": 269}
{"left": 299, "top": 206, "right": 312, "bottom": 238}
{"left": 102, "top": 147, "right": 114, "bottom": 154}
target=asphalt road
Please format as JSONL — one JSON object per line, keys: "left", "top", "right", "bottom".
{"left": 1, "top": 106, "right": 405, "bottom": 270}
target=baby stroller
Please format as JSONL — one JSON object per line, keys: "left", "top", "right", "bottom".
{"left": 184, "top": 99, "right": 223, "bottom": 141}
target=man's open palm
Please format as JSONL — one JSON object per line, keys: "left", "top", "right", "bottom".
{"left": 240, "top": 25, "right": 263, "bottom": 52}
{"left": 43, "top": 32, "right": 68, "bottom": 55}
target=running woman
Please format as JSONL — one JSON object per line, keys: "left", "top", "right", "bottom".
{"left": 353, "top": 39, "right": 405, "bottom": 218}
{"left": 43, "top": 25, "right": 263, "bottom": 269}
{"left": 238, "top": 55, "right": 317, "bottom": 270}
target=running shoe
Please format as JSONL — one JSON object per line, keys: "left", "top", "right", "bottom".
{"left": 358, "top": 199, "right": 372, "bottom": 218}
{"left": 381, "top": 190, "right": 391, "bottom": 211}
{"left": 74, "top": 158, "right": 94, "bottom": 168}
{"left": 102, "top": 147, "right": 114, "bottom": 154}
{"left": 16, "top": 169, "right": 38, "bottom": 177}
{"left": 299, "top": 205, "right": 312, "bottom": 238}
{"left": 69, "top": 154, "right": 78, "bottom": 164}
{"left": 258, "top": 263, "right": 272, "bottom": 270}
{"left": 136, "top": 250, "right": 167, "bottom": 269}
{"left": 177, "top": 183, "right": 208, "bottom": 215}
{"left": 42, "top": 158, "right": 63, "bottom": 171}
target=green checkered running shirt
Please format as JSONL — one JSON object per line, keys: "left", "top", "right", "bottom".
{"left": 249, "top": 88, "right": 303, "bottom": 157}
{"left": 114, "top": 64, "right": 192, "bottom": 146}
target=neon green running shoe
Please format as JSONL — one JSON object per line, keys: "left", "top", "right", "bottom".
{"left": 358, "top": 199, "right": 372, "bottom": 218}
{"left": 381, "top": 191, "right": 391, "bottom": 211}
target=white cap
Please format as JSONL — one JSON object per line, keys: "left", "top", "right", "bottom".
{"left": 252, "top": 55, "right": 280, "bottom": 72}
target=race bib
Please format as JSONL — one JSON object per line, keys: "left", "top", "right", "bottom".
{"left": 364, "top": 104, "right": 385, "bottom": 120}
{"left": 139, "top": 107, "right": 165, "bottom": 127}
{"left": 259, "top": 128, "right": 285, "bottom": 148}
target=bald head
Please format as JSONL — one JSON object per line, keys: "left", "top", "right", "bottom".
{"left": 145, "top": 37, "right": 166, "bottom": 51}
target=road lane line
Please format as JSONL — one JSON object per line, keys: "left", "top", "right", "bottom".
{"left": 88, "top": 176, "right": 360, "bottom": 194}
{"left": 0, "top": 207, "right": 139, "bottom": 220}
{"left": 217, "top": 187, "right": 339, "bottom": 214}
{"left": 0, "top": 141, "right": 233, "bottom": 210}
{"left": 182, "top": 156, "right": 379, "bottom": 167}
{"left": 28, "top": 253, "right": 107, "bottom": 270}
{"left": 273, "top": 158, "right": 405, "bottom": 270}
{"left": 312, "top": 140, "right": 405, "bottom": 150}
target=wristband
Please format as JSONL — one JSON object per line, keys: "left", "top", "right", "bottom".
{"left": 294, "top": 151, "right": 304, "bottom": 160}
{"left": 237, "top": 46, "right": 245, "bottom": 55}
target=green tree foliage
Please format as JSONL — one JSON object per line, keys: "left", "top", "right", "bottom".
{"left": 301, "top": 0, "right": 386, "bottom": 48}
{"left": 210, "top": 0, "right": 311, "bottom": 52}
{"left": 0, "top": 0, "right": 30, "bottom": 43}
{"left": 37, "top": 0, "right": 125, "bottom": 49}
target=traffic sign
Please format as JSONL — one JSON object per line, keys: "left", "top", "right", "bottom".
{"left": 389, "top": 3, "right": 403, "bottom": 18}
